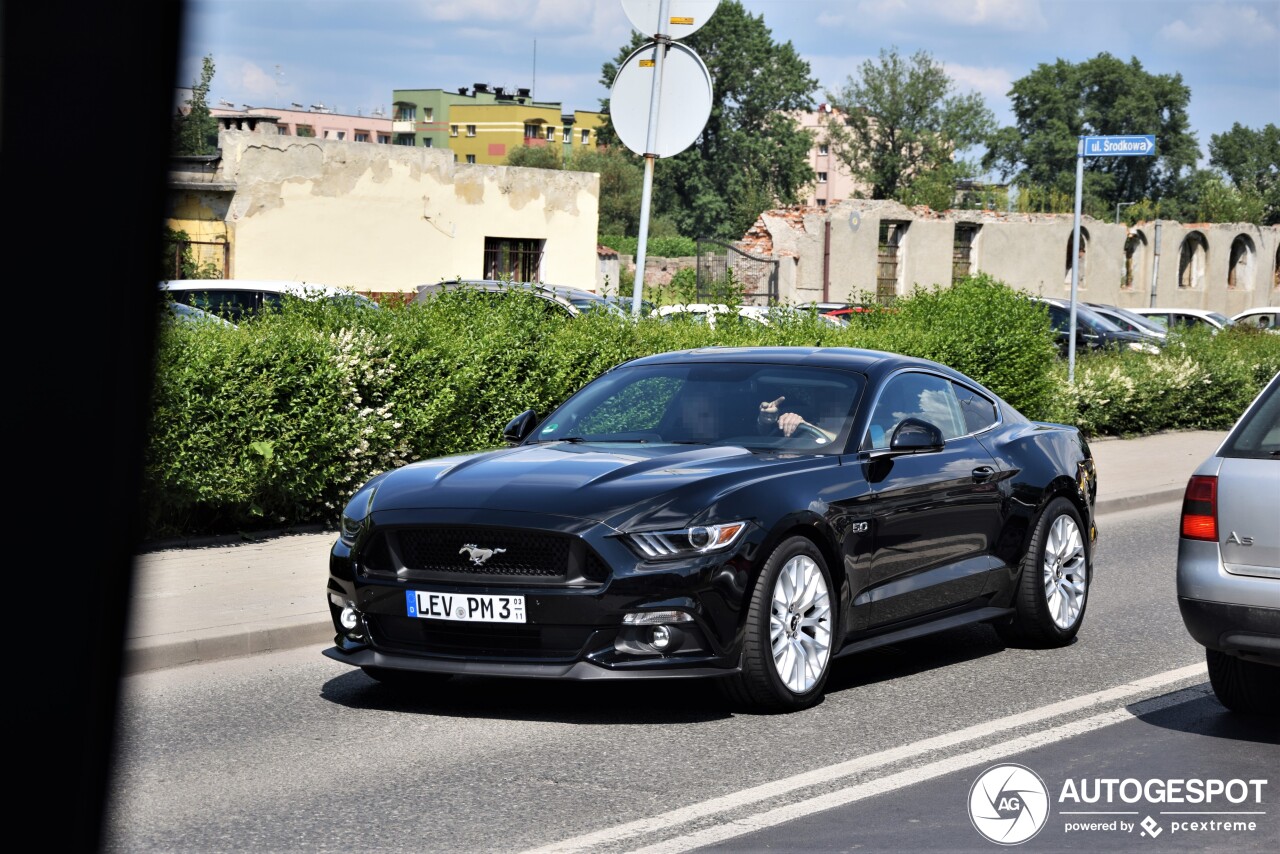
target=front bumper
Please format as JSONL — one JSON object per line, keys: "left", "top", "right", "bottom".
{"left": 324, "top": 509, "right": 759, "bottom": 679}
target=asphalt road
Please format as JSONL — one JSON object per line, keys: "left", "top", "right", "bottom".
{"left": 103, "top": 501, "right": 1279, "bottom": 853}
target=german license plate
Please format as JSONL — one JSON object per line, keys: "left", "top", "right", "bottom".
{"left": 407, "top": 590, "right": 526, "bottom": 624}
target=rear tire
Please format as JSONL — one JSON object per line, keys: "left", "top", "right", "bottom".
{"left": 361, "top": 666, "right": 452, "bottom": 689}
{"left": 720, "top": 536, "right": 834, "bottom": 713}
{"left": 1205, "top": 649, "right": 1280, "bottom": 716}
{"left": 996, "top": 497, "right": 1090, "bottom": 648}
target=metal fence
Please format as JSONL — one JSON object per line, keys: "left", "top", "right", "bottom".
{"left": 695, "top": 239, "right": 778, "bottom": 305}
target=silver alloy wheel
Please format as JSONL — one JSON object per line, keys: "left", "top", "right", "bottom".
{"left": 1042, "top": 513, "right": 1087, "bottom": 630}
{"left": 769, "top": 554, "right": 833, "bottom": 693}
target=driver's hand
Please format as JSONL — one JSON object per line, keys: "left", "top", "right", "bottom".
{"left": 777, "top": 412, "right": 805, "bottom": 437}
{"left": 758, "top": 396, "right": 784, "bottom": 431}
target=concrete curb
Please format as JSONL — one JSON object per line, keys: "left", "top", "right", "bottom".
{"left": 122, "top": 494, "right": 1186, "bottom": 677}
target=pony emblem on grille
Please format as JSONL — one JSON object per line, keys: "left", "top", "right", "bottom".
{"left": 460, "top": 544, "right": 507, "bottom": 566}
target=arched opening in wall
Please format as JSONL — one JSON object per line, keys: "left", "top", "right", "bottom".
{"left": 1123, "top": 231, "right": 1147, "bottom": 291}
{"left": 1227, "top": 235, "right": 1256, "bottom": 290}
{"left": 877, "top": 220, "right": 908, "bottom": 303}
{"left": 1177, "top": 232, "right": 1208, "bottom": 289}
{"left": 1064, "top": 228, "right": 1089, "bottom": 289}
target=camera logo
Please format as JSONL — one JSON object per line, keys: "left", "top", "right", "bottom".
{"left": 969, "top": 763, "right": 1051, "bottom": 845}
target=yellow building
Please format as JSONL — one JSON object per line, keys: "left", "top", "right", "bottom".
{"left": 447, "top": 102, "right": 604, "bottom": 165}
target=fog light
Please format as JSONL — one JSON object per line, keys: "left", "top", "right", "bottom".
{"left": 339, "top": 603, "right": 366, "bottom": 640}
{"left": 651, "top": 625, "right": 673, "bottom": 650}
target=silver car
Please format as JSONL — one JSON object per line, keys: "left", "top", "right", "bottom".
{"left": 1176, "top": 371, "right": 1280, "bottom": 715}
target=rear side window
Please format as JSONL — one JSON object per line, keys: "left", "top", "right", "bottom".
{"left": 952, "top": 382, "right": 999, "bottom": 434}
{"left": 1221, "top": 378, "right": 1280, "bottom": 460}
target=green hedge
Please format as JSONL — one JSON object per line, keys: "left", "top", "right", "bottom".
{"left": 141, "top": 280, "right": 1279, "bottom": 540}
{"left": 599, "top": 235, "right": 699, "bottom": 257}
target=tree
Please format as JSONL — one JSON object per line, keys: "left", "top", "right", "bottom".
{"left": 505, "top": 145, "right": 562, "bottom": 170}
{"left": 567, "top": 147, "right": 646, "bottom": 236}
{"left": 172, "top": 54, "right": 219, "bottom": 156}
{"left": 824, "top": 47, "right": 996, "bottom": 205}
{"left": 599, "top": 1, "right": 817, "bottom": 239}
{"left": 1209, "top": 123, "right": 1279, "bottom": 224}
{"left": 982, "top": 53, "right": 1199, "bottom": 219}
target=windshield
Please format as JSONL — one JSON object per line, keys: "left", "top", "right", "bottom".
{"left": 533, "top": 362, "right": 866, "bottom": 453}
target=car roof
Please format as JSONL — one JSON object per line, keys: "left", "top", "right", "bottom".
{"left": 618, "top": 345, "right": 979, "bottom": 382}
{"left": 1231, "top": 306, "right": 1278, "bottom": 318}
{"left": 414, "top": 279, "right": 617, "bottom": 316}
{"left": 159, "top": 279, "right": 363, "bottom": 298}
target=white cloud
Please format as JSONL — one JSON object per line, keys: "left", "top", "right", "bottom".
{"left": 1158, "top": 2, "right": 1279, "bottom": 48}
{"left": 944, "top": 62, "right": 1015, "bottom": 101}
{"left": 839, "top": 0, "right": 1048, "bottom": 32}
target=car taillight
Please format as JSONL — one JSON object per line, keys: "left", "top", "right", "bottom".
{"left": 1180, "top": 475, "right": 1218, "bottom": 541}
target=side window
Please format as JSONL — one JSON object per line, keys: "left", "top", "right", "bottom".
{"left": 951, "top": 382, "right": 999, "bottom": 434}
{"left": 866, "top": 373, "right": 966, "bottom": 448}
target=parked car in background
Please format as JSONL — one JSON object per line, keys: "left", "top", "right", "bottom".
{"left": 601, "top": 294, "right": 657, "bottom": 317}
{"left": 1176, "top": 371, "right": 1280, "bottom": 715}
{"left": 655, "top": 303, "right": 766, "bottom": 327}
{"left": 323, "top": 346, "right": 1097, "bottom": 713}
{"left": 1032, "top": 297, "right": 1162, "bottom": 355}
{"left": 1084, "top": 302, "right": 1169, "bottom": 343}
{"left": 415, "top": 279, "right": 624, "bottom": 318}
{"left": 1229, "top": 306, "right": 1279, "bottom": 334}
{"left": 1131, "top": 307, "right": 1234, "bottom": 333}
{"left": 160, "top": 279, "right": 378, "bottom": 324}
{"left": 163, "top": 299, "right": 236, "bottom": 328}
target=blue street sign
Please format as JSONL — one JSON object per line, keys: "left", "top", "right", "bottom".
{"left": 1082, "top": 135, "right": 1156, "bottom": 157}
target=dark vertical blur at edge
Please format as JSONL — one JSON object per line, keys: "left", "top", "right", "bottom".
{"left": 0, "top": 2, "right": 185, "bottom": 848}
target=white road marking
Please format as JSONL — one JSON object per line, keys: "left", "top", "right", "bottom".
{"left": 520, "top": 663, "right": 1208, "bottom": 854}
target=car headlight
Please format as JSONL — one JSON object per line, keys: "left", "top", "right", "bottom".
{"left": 339, "top": 485, "right": 378, "bottom": 546}
{"left": 623, "top": 521, "right": 748, "bottom": 560}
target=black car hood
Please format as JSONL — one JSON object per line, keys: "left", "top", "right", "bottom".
{"left": 365, "top": 441, "right": 820, "bottom": 531}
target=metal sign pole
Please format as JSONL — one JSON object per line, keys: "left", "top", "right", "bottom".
{"left": 631, "top": 0, "right": 672, "bottom": 318}
{"left": 1069, "top": 138, "right": 1084, "bottom": 383}
{"left": 1149, "top": 220, "right": 1162, "bottom": 307}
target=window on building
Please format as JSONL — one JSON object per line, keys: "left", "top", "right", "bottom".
{"left": 878, "top": 221, "right": 908, "bottom": 302}
{"left": 546, "top": 126, "right": 556, "bottom": 141}
{"left": 277, "top": 126, "right": 290, "bottom": 136}
{"left": 817, "top": 172, "right": 828, "bottom": 184}
{"left": 953, "top": 224, "right": 980, "bottom": 280}
{"left": 525, "top": 124, "right": 539, "bottom": 139}
{"left": 484, "top": 237, "right": 545, "bottom": 282}
{"left": 354, "top": 132, "right": 369, "bottom": 142}
{"left": 336, "top": 131, "right": 346, "bottom": 141}
{"left": 395, "top": 133, "right": 415, "bottom": 146}
{"left": 423, "top": 137, "right": 433, "bottom": 148}
{"left": 581, "top": 129, "right": 590, "bottom": 144}
{"left": 466, "top": 154, "right": 476, "bottom": 164}
{"left": 377, "top": 134, "right": 391, "bottom": 144}
{"left": 1177, "top": 232, "right": 1208, "bottom": 289}
{"left": 424, "top": 108, "right": 433, "bottom": 122}
{"left": 817, "top": 199, "right": 827, "bottom": 208}
{"left": 451, "top": 125, "right": 458, "bottom": 137}
{"left": 563, "top": 127, "right": 571, "bottom": 143}
{"left": 1227, "top": 235, "right": 1255, "bottom": 290}
{"left": 393, "top": 105, "right": 416, "bottom": 122}
{"left": 818, "top": 143, "right": 829, "bottom": 156}
{"left": 466, "top": 125, "right": 477, "bottom": 137}
{"left": 296, "top": 125, "right": 315, "bottom": 138}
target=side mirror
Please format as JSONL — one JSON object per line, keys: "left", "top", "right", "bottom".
{"left": 502, "top": 409, "right": 540, "bottom": 445}
{"left": 890, "top": 417, "right": 945, "bottom": 453}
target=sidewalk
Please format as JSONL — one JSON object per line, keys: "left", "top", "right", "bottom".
{"left": 124, "top": 430, "right": 1228, "bottom": 675}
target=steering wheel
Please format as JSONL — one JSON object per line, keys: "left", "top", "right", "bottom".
{"left": 790, "top": 421, "right": 830, "bottom": 443}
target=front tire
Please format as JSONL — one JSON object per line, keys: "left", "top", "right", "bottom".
{"left": 996, "top": 496, "right": 1090, "bottom": 647}
{"left": 721, "top": 536, "right": 834, "bottom": 713}
{"left": 1205, "top": 649, "right": 1280, "bottom": 716}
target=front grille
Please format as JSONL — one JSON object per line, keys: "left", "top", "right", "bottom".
{"left": 370, "top": 614, "right": 601, "bottom": 660}
{"left": 359, "top": 526, "right": 610, "bottom": 586}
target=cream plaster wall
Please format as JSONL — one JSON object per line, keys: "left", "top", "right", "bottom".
{"left": 188, "top": 131, "right": 599, "bottom": 293}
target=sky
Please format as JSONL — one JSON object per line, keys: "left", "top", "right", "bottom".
{"left": 180, "top": 0, "right": 1280, "bottom": 163}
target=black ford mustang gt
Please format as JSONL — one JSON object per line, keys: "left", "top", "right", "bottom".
{"left": 324, "top": 347, "right": 1097, "bottom": 712}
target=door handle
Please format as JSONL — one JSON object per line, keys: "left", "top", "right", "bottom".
{"left": 971, "top": 465, "right": 995, "bottom": 482}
